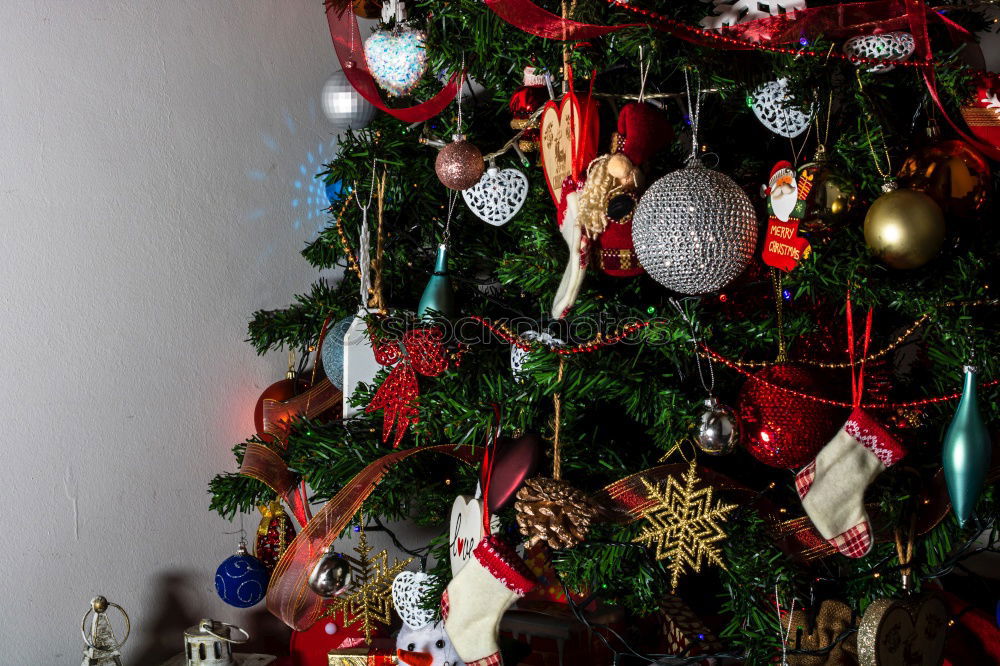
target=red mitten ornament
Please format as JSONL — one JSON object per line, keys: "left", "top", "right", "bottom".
{"left": 761, "top": 161, "right": 812, "bottom": 272}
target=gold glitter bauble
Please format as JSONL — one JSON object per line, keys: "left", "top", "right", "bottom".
{"left": 435, "top": 138, "right": 485, "bottom": 190}
{"left": 864, "top": 188, "right": 945, "bottom": 270}
{"left": 799, "top": 163, "right": 857, "bottom": 233}
{"left": 898, "top": 139, "right": 991, "bottom": 217}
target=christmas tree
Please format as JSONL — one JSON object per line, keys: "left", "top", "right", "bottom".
{"left": 211, "top": 0, "right": 1000, "bottom": 662}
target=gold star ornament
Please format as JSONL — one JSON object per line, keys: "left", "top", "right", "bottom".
{"left": 632, "top": 461, "right": 736, "bottom": 591}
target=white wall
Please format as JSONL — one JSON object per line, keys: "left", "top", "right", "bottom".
{"left": 0, "top": 1, "right": 371, "bottom": 661}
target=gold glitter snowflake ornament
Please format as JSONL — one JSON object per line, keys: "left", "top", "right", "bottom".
{"left": 632, "top": 461, "right": 736, "bottom": 591}
{"left": 326, "top": 527, "right": 412, "bottom": 642}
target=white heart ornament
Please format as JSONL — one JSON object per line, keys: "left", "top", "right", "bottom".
{"left": 462, "top": 167, "right": 528, "bottom": 226}
{"left": 448, "top": 495, "right": 499, "bottom": 577}
{"left": 391, "top": 571, "right": 437, "bottom": 630}
{"left": 750, "top": 78, "right": 815, "bottom": 139}
{"left": 843, "top": 32, "right": 915, "bottom": 73}
{"left": 364, "top": 28, "right": 428, "bottom": 97}
{"left": 511, "top": 330, "right": 563, "bottom": 380}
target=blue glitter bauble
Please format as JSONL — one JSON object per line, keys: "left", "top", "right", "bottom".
{"left": 320, "top": 315, "right": 354, "bottom": 390}
{"left": 214, "top": 551, "right": 269, "bottom": 608}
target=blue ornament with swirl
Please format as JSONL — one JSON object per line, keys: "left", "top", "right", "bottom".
{"left": 214, "top": 540, "right": 269, "bottom": 608}
{"left": 942, "top": 365, "right": 992, "bottom": 527}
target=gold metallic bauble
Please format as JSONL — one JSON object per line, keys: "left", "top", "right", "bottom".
{"left": 800, "top": 164, "right": 857, "bottom": 232}
{"left": 435, "top": 137, "right": 485, "bottom": 190}
{"left": 864, "top": 188, "right": 945, "bottom": 270}
{"left": 898, "top": 139, "right": 991, "bottom": 217}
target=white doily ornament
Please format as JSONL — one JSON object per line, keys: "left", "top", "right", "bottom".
{"left": 511, "top": 330, "right": 563, "bottom": 380}
{"left": 462, "top": 167, "right": 528, "bottom": 226}
{"left": 843, "top": 32, "right": 916, "bottom": 73}
{"left": 391, "top": 571, "right": 437, "bottom": 630}
{"left": 700, "top": 0, "right": 806, "bottom": 30}
{"left": 750, "top": 78, "right": 815, "bottom": 139}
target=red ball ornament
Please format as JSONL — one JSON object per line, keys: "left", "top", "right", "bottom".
{"left": 253, "top": 374, "right": 310, "bottom": 443}
{"left": 738, "top": 365, "right": 844, "bottom": 469}
{"left": 254, "top": 501, "right": 296, "bottom": 572}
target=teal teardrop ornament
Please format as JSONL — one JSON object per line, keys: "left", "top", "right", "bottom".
{"left": 942, "top": 365, "right": 992, "bottom": 527}
{"left": 416, "top": 244, "right": 455, "bottom": 319}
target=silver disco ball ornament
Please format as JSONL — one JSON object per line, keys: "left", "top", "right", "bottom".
{"left": 632, "top": 165, "right": 757, "bottom": 295}
{"left": 321, "top": 69, "right": 376, "bottom": 132}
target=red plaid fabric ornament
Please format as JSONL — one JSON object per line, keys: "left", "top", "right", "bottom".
{"left": 366, "top": 328, "right": 449, "bottom": 447}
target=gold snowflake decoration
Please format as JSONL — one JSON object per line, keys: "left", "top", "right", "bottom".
{"left": 325, "top": 528, "right": 412, "bottom": 642}
{"left": 632, "top": 461, "right": 736, "bottom": 592}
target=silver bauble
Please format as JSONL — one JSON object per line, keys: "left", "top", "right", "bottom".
{"left": 320, "top": 315, "right": 355, "bottom": 390}
{"left": 696, "top": 398, "right": 739, "bottom": 456}
{"left": 632, "top": 165, "right": 757, "bottom": 295}
{"left": 321, "top": 70, "right": 376, "bottom": 132}
{"left": 307, "top": 547, "right": 352, "bottom": 597}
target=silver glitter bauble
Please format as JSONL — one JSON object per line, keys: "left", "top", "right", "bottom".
{"left": 632, "top": 165, "right": 757, "bottom": 295}
{"left": 307, "top": 547, "right": 352, "bottom": 597}
{"left": 320, "top": 315, "right": 355, "bottom": 390}
{"left": 696, "top": 397, "right": 739, "bottom": 456}
{"left": 321, "top": 70, "right": 376, "bottom": 132}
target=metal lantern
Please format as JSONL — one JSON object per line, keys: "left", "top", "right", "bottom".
{"left": 183, "top": 619, "right": 249, "bottom": 666}
{"left": 632, "top": 165, "right": 757, "bottom": 295}
{"left": 321, "top": 70, "right": 376, "bottom": 132}
{"left": 81, "top": 596, "right": 130, "bottom": 666}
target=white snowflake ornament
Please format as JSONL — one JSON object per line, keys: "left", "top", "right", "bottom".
{"left": 462, "top": 167, "right": 528, "bottom": 226}
{"left": 700, "top": 0, "right": 807, "bottom": 30}
{"left": 843, "top": 32, "right": 916, "bottom": 73}
{"left": 750, "top": 78, "right": 815, "bottom": 139}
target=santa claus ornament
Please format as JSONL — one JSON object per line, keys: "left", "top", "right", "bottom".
{"left": 761, "top": 161, "right": 813, "bottom": 273}
{"left": 576, "top": 101, "right": 673, "bottom": 277}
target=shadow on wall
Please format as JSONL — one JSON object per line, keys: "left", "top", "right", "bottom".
{"left": 130, "top": 571, "right": 290, "bottom": 663}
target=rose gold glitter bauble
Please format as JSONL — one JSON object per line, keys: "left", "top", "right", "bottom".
{"left": 738, "top": 365, "right": 844, "bottom": 469}
{"left": 435, "top": 139, "right": 485, "bottom": 190}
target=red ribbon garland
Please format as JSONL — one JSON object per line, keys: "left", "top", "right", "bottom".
{"left": 324, "top": 3, "right": 461, "bottom": 123}
{"left": 366, "top": 328, "right": 450, "bottom": 447}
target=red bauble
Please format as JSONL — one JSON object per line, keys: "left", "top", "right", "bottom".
{"left": 254, "top": 502, "right": 296, "bottom": 572}
{"left": 253, "top": 375, "right": 310, "bottom": 443}
{"left": 738, "top": 365, "right": 844, "bottom": 469}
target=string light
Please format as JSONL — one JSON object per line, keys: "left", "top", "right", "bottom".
{"left": 332, "top": 191, "right": 361, "bottom": 280}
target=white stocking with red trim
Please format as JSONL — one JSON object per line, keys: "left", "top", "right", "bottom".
{"left": 442, "top": 535, "right": 536, "bottom": 666}
{"left": 795, "top": 408, "right": 906, "bottom": 558}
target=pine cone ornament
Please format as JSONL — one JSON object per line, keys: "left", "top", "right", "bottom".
{"left": 515, "top": 477, "right": 598, "bottom": 549}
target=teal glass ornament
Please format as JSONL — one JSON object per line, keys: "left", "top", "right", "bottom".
{"left": 416, "top": 244, "right": 454, "bottom": 319}
{"left": 942, "top": 365, "right": 992, "bottom": 527}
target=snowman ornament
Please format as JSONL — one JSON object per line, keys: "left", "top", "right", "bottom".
{"left": 396, "top": 621, "right": 464, "bottom": 666}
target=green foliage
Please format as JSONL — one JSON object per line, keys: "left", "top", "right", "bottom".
{"left": 212, "top": 0, "right": 1000, "bottom": 660}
